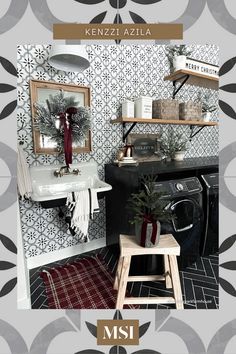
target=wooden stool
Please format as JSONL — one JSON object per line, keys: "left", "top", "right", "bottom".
{"left": 114, "top": 234, "right": 184, "bottom": 309}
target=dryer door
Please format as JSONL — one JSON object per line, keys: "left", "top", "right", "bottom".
{"left": 162, "top": 197, "right": 203, "bottom": 269}
{"left": 170, "top": 198, "right": 196, "bottom": 232}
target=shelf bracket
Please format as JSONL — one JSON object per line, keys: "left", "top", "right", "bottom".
{"left": 173, "top": 74, "right": 190, "bottom": 99}
{"left": 189, "top": 125, "right": 205, "bottom": 141}
{"left": 122, "top": 122, "right": 137, "bottom": 142}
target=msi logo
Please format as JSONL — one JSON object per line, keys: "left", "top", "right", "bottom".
{"left": 97, "top": 320, "right": 139, "bottom": 345}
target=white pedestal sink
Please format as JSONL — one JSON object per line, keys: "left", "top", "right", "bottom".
{"left": 30, "top": 161, "right": 112, "bottom": 202}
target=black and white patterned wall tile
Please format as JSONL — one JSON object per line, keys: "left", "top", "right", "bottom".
{"left": 17, "top": 44, "right": 219, "bottom": 258}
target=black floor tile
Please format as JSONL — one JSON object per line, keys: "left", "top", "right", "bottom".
{"left": 193, "top": 257, "right": 205, "bottom": 272}
{"left": 211, "top": 263, "right": 219, "bottom": 281}
{"left": 204, "top": 294, "right": 217, "bottom": 309}
{"left": 32, "top": 295, "right": 48, "bottom": 309}
{"left": 204, "top": 288, "right": 219, "bottom": 298}
{"left": 206, "top": 257, "right": 218, "bottom": 265}
{"left": 182, "top": 271, "right": 216, "bottom": 284}
{"left": 183, "top": 278, "right": 196, "bottom": 308}
{"left": 191, "top": 279, "right": 218, "bottom": 291}
{"left": 202, "top": 258, "right": 215, "bottom": 278}
{"left": 184, "top": 304, "right": 196, "bottom": 309}
{"left": 131, "top": 281, "right": 143, "bottom": 298}
{"left": 194, "top": 286, "right": 207, "bottom": 309}
{"left": 181, "top": 267, "right": 206, "bottom": 276}
{"left": 139, "top": 285, "right": 149, "bottom": 309}
{"left": 208, "top": 254, "right": 218, "bottom": 260}
{"left": 29, "top": 247, "right": 219, "bottom": 310}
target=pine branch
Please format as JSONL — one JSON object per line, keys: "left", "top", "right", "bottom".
{"left": 128, "top": 175, "right": 173, "bottom": 223}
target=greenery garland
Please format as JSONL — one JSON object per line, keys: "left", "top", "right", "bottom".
{"left": 34, "top": 90, "right": 91, "bottom": 152}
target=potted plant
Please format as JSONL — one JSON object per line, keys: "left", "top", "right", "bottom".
{"left": 128, "top": 175, "right": 173, "bottom": 248}
{"left": 166, "top": 45, "right": 193, "bottom": 73}
{"left": 196, "top": 92, "right": 217, "bottom": 122}
{"left": 160, "top": 129, "right": 188, "bottom": 161}
{"left": 174, "top": 137, "right": 189, "bottom": 161}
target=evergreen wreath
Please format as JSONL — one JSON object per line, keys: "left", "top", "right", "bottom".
{"left": 34, "top": 89, "right": 91, "bottom": 152}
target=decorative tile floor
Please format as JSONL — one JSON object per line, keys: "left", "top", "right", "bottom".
{"left": 30, "top": 246, "right": 219, "bottom": 310}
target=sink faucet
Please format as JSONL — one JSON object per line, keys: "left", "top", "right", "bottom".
{"left": 54, "top": 166, "right": 81, "bottom": 178}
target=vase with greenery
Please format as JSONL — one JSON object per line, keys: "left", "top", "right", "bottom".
{"left": 160, "top": 129, "right": 188, "bottom": 161}
{"left": 166, "top": 45, "right": 193, "bottom": 73}
{"left": 195, "top": 92, "right": 217, "bottom": 122}
{"left": 128, "top": 175, "right": 173, "bottom": 248}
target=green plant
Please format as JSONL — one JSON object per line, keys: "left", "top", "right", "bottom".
{"left": 160, "top": 129, "right": 188, "bottom": 159}
{"left": 166, "top": 45, "right": 193, "bottom": 72}
{"left": 196, "top": 92, "right": 217, "bottom": 113}
{"left": 128, "top": 175, "right": 173, "bottom": 224}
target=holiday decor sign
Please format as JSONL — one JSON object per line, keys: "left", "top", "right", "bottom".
{"left": 186, "top": 57, "right": 219, "bottom": 78}
{"left": 127, "top": 134, "right": 161, "bottom": 162}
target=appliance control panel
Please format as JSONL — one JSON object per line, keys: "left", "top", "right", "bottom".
{"left": 153, "top": 177, "right": 203, "bottom": 197}
{"left": 175, "top": 182, "right": 185, "bottom": 192}
{"left": 201, "top": 173, "right": 219, "bottom": 189}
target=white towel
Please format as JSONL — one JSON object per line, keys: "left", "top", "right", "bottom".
{"left": 17, "top": 145, "right": 32, "bottom": 199}
{"left": 66, "top": 189, "right": 99, "bottom": 241}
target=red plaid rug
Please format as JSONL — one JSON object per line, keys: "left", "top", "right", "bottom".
{"left": 40, "top": 255, "right": 138, "bottom": 309}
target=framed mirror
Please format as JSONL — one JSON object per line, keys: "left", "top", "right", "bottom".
{"left": 30, "top": 80, "right": 91, "bottom": 154}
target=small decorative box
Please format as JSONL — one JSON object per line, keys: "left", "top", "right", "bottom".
{"left": 153, "top": 99, "right": 179, "bottom": 120}
{"left": 122, "top": 99, "right": 134, "bottom": 118}
{"left": 135, "top": 96, "right": 153, "bottom": 119}
{"left": 179, "top": 101, "right": 202, "bottom": 121}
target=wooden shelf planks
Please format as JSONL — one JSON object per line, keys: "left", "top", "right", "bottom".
{"left": 164, "top": 69, "right": 219, "bottom": 90}
{"left": 111, "top": 117, "right": 218, "bottom": 127}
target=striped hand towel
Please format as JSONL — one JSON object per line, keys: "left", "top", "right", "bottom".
{"left": 66, "top": 189, "right": 99, "bottom": 241}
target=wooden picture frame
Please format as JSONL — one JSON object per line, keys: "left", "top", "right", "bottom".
{"left": 127, "top": 133, "right": 161, "bottom": 162}
{"left": 29, "top": 79, "right": 91, "bottom": 154}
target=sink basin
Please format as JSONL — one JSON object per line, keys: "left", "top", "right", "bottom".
{"left": 30, "top": 162, "right": 112, "bottom": 202}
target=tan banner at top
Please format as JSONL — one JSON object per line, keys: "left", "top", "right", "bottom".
{"left": 53, "top": 23, "right": 183, "bottom": 40}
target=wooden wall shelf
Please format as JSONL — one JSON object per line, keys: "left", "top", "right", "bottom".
{"left": 111, "top": 117, "right": 218, "bottom": 127}
{"left": 112, "top": 69, "right": 219, "bottom": 141}
{"left": 164, "top": 69, "right": 219, "bottom": 91}
{"left": 111, "top": 117, "right": 218, "bottom": 141}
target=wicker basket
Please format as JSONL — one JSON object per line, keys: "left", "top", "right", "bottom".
{"left": 179, "top": 101, "right": 202, "bottom": 121}
{"left": 153, "top": 99, "right": 179, "bottom": 120}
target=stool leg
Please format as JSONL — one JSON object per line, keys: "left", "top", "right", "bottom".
{"left": 164, "top": 254, "right": 172, "bottom": 289}
{"left": 114, "top": 255, "right": 123, "bottom": 290}
{"left": 116, "top": 256, "right": 131, "bottom": 309}
{"left": 169, "top": 255, "right": 184, "bottom": 310}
